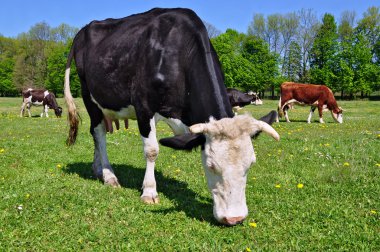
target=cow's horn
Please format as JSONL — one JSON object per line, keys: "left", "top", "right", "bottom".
{"left": 256, "top": 120, "right": 280, "bottom": 141}
{"left": 189, "top": 123, "right": 206, "bottom": 134}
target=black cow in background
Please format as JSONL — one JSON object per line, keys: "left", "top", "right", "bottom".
{"left": 64, "top": 8, "right": 279, "bottom": 226}
{"left": 227, "top": 88, "right": 263, "bottom": 114}
{"left": 20, "top": 88, "right": 62, "bottom": 117}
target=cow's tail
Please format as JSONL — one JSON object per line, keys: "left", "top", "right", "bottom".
{"left": 64, "top": 46, "right": 79, "bottom": 146}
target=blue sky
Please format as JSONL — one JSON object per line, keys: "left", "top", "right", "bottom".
{"left": 1, "top": 0, "right": 379, "bottom": 37}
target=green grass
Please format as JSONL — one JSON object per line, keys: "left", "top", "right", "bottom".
{"left": 0, "top": 97, "right": 379, "bottom": 251}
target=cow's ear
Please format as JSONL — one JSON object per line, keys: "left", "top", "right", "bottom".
{"left": 159, "top": 133, "right": 206, "bottom": 150}
{"left": 252, "top": 110, "right": 279, "bottom": 139}
{"left": 259, "top": 110, "right": 277, "bottom": 125}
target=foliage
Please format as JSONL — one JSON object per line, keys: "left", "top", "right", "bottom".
{"left": 0, "top": 97, "right": 379, "bottom": 251}
{"left": 0, "top": 7, "right": 380, "bottom": 98}
{"left": 211, "top": 29, "right": 278, "bottom": 92}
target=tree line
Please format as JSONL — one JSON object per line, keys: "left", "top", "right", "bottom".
{"left": 0, "top": 6, "right": 379, "bottom": 98}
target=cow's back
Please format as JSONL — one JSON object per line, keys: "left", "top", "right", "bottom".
{"left": 280, "top": 82, "right": 331, "bottom": 104}
{"left": 71, "top": 8, "right": 232, "bottom": 124}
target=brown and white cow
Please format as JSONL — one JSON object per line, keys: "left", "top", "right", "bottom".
{"left": 20, "top": 88, "right": 62, "bottom": 118}
{"left": 277, "top": 82, "right": 343, "bottom": 123}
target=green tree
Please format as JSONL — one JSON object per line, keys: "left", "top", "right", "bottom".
{"left": 283, "top": 41, "right": 302, "bottom": 81}
{"left": 310, "top": 13, "right": 339, "bottom": 90}
{"left": 0, "top": 36, "right": 18, "bottom": 96}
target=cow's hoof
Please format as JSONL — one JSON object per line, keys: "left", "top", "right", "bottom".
{"left": 141, "top": 195, "right": 160, "bottom": 204}
{"left": 104, "top": 178, "right": 121, "bottom": 188}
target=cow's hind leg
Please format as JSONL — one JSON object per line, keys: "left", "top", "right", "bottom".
{"left": 284, "top": 105, "right": 291, "bottom": 122}
{"left": 83, "top": 95, "right": 120, "bottom": 187}
{"left": 139, "top": 115, "right": 160, "bottom": 204}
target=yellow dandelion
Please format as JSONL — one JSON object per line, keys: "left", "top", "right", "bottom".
{"left": 252, "top": 177, "right": 257, "bottom": 180}
{"left": 171, "top": 155, "right": 177, "bottom": 159}
{"left": 56, "top": 164, "right": 62, "bottom": 169}
{"left": 0, "top": 148, "right": 4, "bottom": 153}
{"left": 297, "top": 183, "right": 304, "bottom": 189}
{"left": 343, "top": 162, "right": 350, "bottom": 167}
{"left": 246, "top": 248, "right": 252, "bottom": 252}
{"left": 375, "top": 163, "right": 380, "bottom": 167}
{"left": 175, "top": 169, "right": 181, "bottom": 173}
{"left": 25, "top": 193, "right": 30, "bottom": 199}
{"left": 324, "top": 143, "right": 330, "bottom": 147}
{"left": 377, "top": 134, "right": 380, "bottom": 138}
{"left": 249, "top": 222, "right": 257, "bottom": 228}
{"left": 370, "top": 210, "right": 377, "bottom": 214}
{"left": 275, "top": 184, "right": 281, "bottom": 188}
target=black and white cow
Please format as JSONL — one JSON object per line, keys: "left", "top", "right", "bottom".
{"left": 227, "top": 88, "right": 263, "bottom": 114}
{"left": 20, "top": 88, "right": 62, "bottom": 118}
{"left": 64, "top": 8, "right": 279, "bottom": 226}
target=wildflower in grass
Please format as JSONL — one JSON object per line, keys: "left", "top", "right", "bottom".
{"left": 25, "top": 193, "right": 30, "bottom": 199}
{"left": 249, "top": 222, "right": 257, "bottom": 228}
{"left": 17, "top": 205, "right": 23, "bottom": 211}
{"left": 343, "top": 162, "right": 350, "bottom": 167}
{"left": 171, "top": 155, "right": 177, "bottom": 159}
{"left": 0, "top": 148, "right": 4, "bottom": 153}
{"left": 297, "top": 183, "right": 304, "bottom": 189}
{"left": 377, "top": 134, "right": 380, "bottom": 138}
{"left": 246, "top": 247, "right": 252, "bottom": 252}
{"left": 375, "top": 163, "right": 380, "bottom": 167}
{"left": 252, "top": 177, "right": 257, "bottom": 180}
{"left": 175, "top": 169, "right": 181, "bottom": 173}
{"left": 275, "top": 184, "right": 281, "bottom": 188}
{"left": 56, "top": 164, "right": 62, "bottom": 169}
{"left": 370, "top": 210, "right": 377, "bottom": 214}
{"left": 324, "top": 143, "right": 330, "bottom": 147}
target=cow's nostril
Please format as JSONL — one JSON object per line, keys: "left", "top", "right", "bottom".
{"left": 223, "top": 216, "right": 245, "bottom": 226}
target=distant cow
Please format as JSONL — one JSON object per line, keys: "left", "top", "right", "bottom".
{"left": 227, "top": 88, "right": 263, "bottom": 114}
{"left": 277, "top": 82, "right": 343, "bottom": 123}
{"left": 20, "top": 88, "right": 62, "bottom": 118}
{"left": 64, "top": 8, "right": 280, "bottom": 226}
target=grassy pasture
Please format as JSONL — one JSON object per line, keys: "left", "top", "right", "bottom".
{"left": 0, "top": 97, "right": 379, "bottom": 251}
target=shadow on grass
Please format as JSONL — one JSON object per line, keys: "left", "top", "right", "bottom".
{"left": 64, "top": 162, "right": 216, "bottom": 225}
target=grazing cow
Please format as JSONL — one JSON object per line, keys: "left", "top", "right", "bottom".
{"left": 20, "top": 88, "right": 62, "bottom": 118}
{"left": 277, "top": 82, "right": 343, "bottom": 123}
{"left": 227, "top": 88, "right": 263, "bottom": 114}
{"left": 64, "top": 8, "right": 280, "bottom": 226}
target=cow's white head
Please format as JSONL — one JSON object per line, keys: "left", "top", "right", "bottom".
{"left": 189, "top": 114, "right": 279, "bottom": 225}
{"left": 331, "top": 107, "right": 343, "bottom": 123}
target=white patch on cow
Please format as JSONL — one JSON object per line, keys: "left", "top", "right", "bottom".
{"left": 141, "top": 116, "right": 160, "bottom": 203}
{"left": 155, "top": 73, "right": 165, "bottom": 82}
{"left": 43, "top": 90, "right": 49, "bottom": 98}
{"left": 251, "top": 98, "right": 263, "bottom": 105}
{"left": 91, "top": 95, "right": 137, "bottom": 120}
{"left": 307, "top": 108, "right": 314, "bottom": 123}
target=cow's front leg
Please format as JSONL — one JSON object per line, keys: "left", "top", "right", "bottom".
{"left": 307, "top": 107, "right": 316, "bottom": 123}
{"left": 92, "top": 122, "right": 120, "bottom": 187}
{"left": 20, "top": 102, "right": 26, "bottom": 117}
{"left": 140, "top": 117, "right": 159, "bottom": 204}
